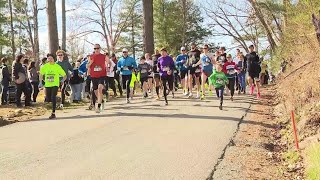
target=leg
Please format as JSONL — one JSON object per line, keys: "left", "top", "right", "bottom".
{"left": 70, "top": 84, "right": 75, "bottom": 102}
{"left": 16, "top": 83, "right": 23, "bottom": 107}
{"left": 219, "top": 87, "right": 224, "bottom": 105}
{"left": 1, "top": 84, "right": 8, "bottom": 104}
{"left": 229, "top": 77, "right": 235, "bottom": 97}
{"left": 154, "top": 76, "right": 160, "bottom": 98}
{"left": 32, "top": 82, "right": 39, "bottom": 102}
{"left": 109, "top": 77, "right": 117, "bottom": 96}
{"left": 201, "top": 73, "right": 208, "bottom": 97}
{"left": 188, "top": 71, "right": 193, "bottom": 96}
{"left": 126, "top": 75, "right": 132, "bottom": 100}
{"left": 162, "top": 77, "right": 168, "bottom": 104}
{"left": 75, "top": 84, "right": 82, "bottom": 101}
{"left": 195, "top": 75, "right": 200, "bottom": 97}
{"left": 168, "top": 75, "right": 174, "bottom": 94}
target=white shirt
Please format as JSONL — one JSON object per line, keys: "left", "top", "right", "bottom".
{"left": 107, "top": 60, "right": 116, "bottom": 77}
{"left": 146, "top": 59, "right": 153, "bottom": 66}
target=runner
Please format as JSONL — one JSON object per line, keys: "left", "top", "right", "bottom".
{"left": 87, "top": 44, "right": 109, "bottom": 113}
{"left": 152, "top": 49, "right": 161, "bottom": 100}
{"left": 245, "top": 45, "right": 261, "bottom": 98}
{"left": 105, "top": 55, "right": 117, "bottom": 100}
{"left": 188, "top": 43, "right": 201, "bottom": 98}
{"left": 145, "top": 53, "right": 153, "bottom": 96}
{"left": 138, "top": 56, "right": 152, "bottom": 98}
{"left": 175, "top": 47, "right": 189, "bottom": 96}
{"left": 236, "top": 54, "right": 247, "bottom": 94}
{"left": 217, "top": 47, "right": 227, "bottom": 65}
{"left": 56, "top": 50, "right": 73, "bottom": 108}
{"left": 223, "top": 54, "right": 239, "bottom": 101}
{"left": 117, "top": 48, "right": 137, "bottom": 103}
{"left": 209, "top": 63, "right": 228, "bottom": 110}
{"left": 157, "top": 48, "right": 174, "bottom": 105}
{"left": 199, "top": 44, "right": 214, "bottom": 100}
{"left": 39, "top": 53, "right": 66, "bottom": 119}
{"left": 111, "top": 53, "right": 123, "bottom": 97}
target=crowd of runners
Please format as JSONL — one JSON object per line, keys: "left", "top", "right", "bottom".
{"left": 0, "top": 42, "right": 266, "bottom": 119}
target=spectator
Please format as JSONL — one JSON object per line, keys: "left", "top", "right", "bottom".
{"left": 69, "top": 61, "right": 84, "bottom": 103}
{"left": 0, "top": 57, "right": 11, "bottom": 105}
{"left": 28, "top": 61, "right": 40, "bottom": 102}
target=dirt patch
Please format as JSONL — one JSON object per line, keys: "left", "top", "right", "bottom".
{"left": 0, "top": 103, "right": 47, "bottom": 127}
{"left": 212, "top": 85, "right": 304, "bottom": 179}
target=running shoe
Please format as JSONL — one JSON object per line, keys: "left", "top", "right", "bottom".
{"left": 188, "top": 93, "right": 193, "bottom": 98}
{"left": 231, "top": 96, "right": 234, "bottom": 101}
{"left": 101, "top": 101, "right": 105, "bottom": 111}
{"left": 172, "top": 93, "right": 175, "bottom": 99}
{"left": 49, "top": 113, "right": 56, "bottom": 119}
{"left": 184, "top": 91, "right": 189, "bottom": 96}
{"left": 165, "top": 100, "right": 168, "bottom": 106}
{"left": 219, "top": 104, "right": 223, "bottom": 110}
{"left": 250, "top": 86, "right": 254, "bottom": 95}
{"left": 88, "top": 104, "right": 94, "bottom": 110}
{"left": 59, "top": 104, "right": 64, "bottom": 109}
{"left": 257, "top": 92, "right": 261, "bottom": 99}
{"left": 209, "top": 90, "right": 213, "bottom": 96}
{"left": 126, "top": 98, "right": 130, "bottom": 103}
{"left": 155, "top": 96, "right": 160, "bottom": 100}
{"left": 95, "top": 107, "right": 101, "bottom": 113}
{"left": 199, "top": 94, "right": 204, "bottom": 100}
{"left": 148, "top": 89, "right": 151, "bottom": 93}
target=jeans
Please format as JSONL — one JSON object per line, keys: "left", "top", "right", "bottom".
{"left": 70, "top": 83, "right": 82, "bottom": 101}
{"left": 215, "top": 86, "right": 224, "bottom": 105}
{"left": 46, "top": 86, "right": 58, "bottom": 113}
{"left": 16, "top": 81, "right": 31, "bottom": 106}
{"left": 115, "top": 74, "right": 123, "bottom": 95}
{"left": 122, "top": 75, "right": 132, "bottom": 99}
{"left": 1, "top": 83, "right": 9, "bottom": 104}
{"left": 31, "top": 81, "right": 39, "bottom": 102}
{"left": 105, "top": 76, "right": 117, "bottom": 95}
{"left": 238, "top": 72, "right": 246, "bottom": 91}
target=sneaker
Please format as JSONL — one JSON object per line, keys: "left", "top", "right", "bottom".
{"left": 95, "top": 107, "right": 101, "bottom": 113}
{"left": 188, "top": 93, "right": 193, "bottom": 98}
{"left": 101, "top": 101, "right": 105, "bottom": 111}
{"left": 184, "top": 92, "right": 189, "bottom": 96}
{"left": 219, "top": 104, "right": 223, "bottom": 110}
{"left": 155, "top": 96, "right": 160, "bottom": 101}
{"left": 59, "top": 104, "right": 64, "bottom": 109}
{"left": 257, "top": 92, "right": 261, "bottom": 99}
{"left": 165, "top": 101, "right": 168, "bottom": 106}
{"left": 200, "top": 94, "right": 204, "bottom": 100}
{"left": 209, "top": 90, "right": 213, "bottom": 96}
{"left": 126, "top": 98, "right": 130, "bottom": 103}
{"left": 172, "top": 93, "right": 175, "bottom": 99}
{"left": 250, "top": 86, "right": 254, "bottom": 95}
{"left": 49, "top": 113, "right": 56, "bottom": 119}
{"left": 238, "top": 90, "right": 241, "bottom": 95}
{"left": 231, "top": 96, "right": 234, "bottom": 101}
{"left": 88, "top": 104, "right": 94, "bottom": 110}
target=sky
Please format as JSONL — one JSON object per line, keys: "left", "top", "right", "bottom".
{"left": 36, "top": 0, "right": 247, "bottom": 57}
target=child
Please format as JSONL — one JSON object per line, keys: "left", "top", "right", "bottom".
{"left": 209, "top": 63, "right": 228, "bottom": 110}
{"left": 236, "top": 54, "right": 247, "bottom": 94}
{"left": 138, "top": 56, "right": 152, "bottom": 98}
{"left": 223, "top": 54, "right": 239, "bottom": 101}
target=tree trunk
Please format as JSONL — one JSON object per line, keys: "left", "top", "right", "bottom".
{"left": 248, "top": 0, "right": 277, "bottom": 52}
{"left": 143, "top": 0, "right": 154, "bottom": 54}
{"left": 33, "top": 0, "right": 40, "bottom": 69}
{"left": 131, "top": 15, "right": 135, "bottom": 59}
{"left": 9, "top": 0, "right": 16, "bottom": 60}
{"left": 46, "top": 0, "right": 59, "bottom": 55}
{"left": 62, "top": 0, "right": 66, "bottom": 51}
{"left": 181, "top": 0, "right": 186, "bottom": 46}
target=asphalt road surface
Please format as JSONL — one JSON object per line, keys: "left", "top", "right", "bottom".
{"left": 0, "top": 92, "right": 252, "bottom": 180}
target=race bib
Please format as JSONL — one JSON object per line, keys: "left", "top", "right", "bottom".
{"left": 94, "top": 66, "right": 102, "bottom": 72}
{"left": 228, "top": 69, "right": 236, "bottom": 75}
{"left": 141, "top": 69, "right": 147, "bottom": 73}
{"left": 47, "top": 75, "right": 55, "bottom": 82}
{"left": 204, "top": 62, "right": 210, "bottom": 66}
{"left": 216, "top": 78, "right": 224, "bottom": 84}
{"left": 195, "top": 68, "right": 201, "bottom": 73}
{"left": 123, "top": 66, "right": 129, "bottom": 70}
{"left": 163, "top": 66, "right": 170, "bottom": 72}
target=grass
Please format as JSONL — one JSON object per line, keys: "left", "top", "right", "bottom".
{"left": 306, "top": 143, "right": 320, "bottom": 180}
{"left": 282, "top": 150, "right": 300, "bottom": 165}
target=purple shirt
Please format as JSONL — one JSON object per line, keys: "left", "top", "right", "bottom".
{"left": 157, "top": 56, "right": 174, "bottom": 77}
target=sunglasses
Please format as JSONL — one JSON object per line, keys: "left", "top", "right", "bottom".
{"left": 182, "top": 50, "right": 186, "bottom": 51}
{"left": 203, "top": 48, "right": 208, "bottom": 49}
{"left": 57, "top": 54, "right": 63, "bottom": 57}
{"left": 123, "top": 51, "right": 128, "bottom": 53}
{"left": 94, "top": 47, "right": 100, "bottom": 50}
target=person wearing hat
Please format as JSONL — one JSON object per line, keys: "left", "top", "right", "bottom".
{"left": 188, "top": 42, "right": 201, "bottom": 98}
{"left": 152, "top": 48, "right": 161, "bottom": 100}
{"left": 117, "top": 48, "right": 137, "bottom": 103}
{"left": 175, "top": 46, "right": 189, "bottom": 96}
{"left": 223, "top": 54, "right": 239, "bottom": 101}
{"left": 157, "top": 47, "right": 175, "bottom": 105}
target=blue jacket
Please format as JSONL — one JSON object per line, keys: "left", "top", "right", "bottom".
{"left": 79, "top": 58, "right": 88, "bottom": 75}
{"left": 117, "top": 56, "right": 137, "bottom": 75}
{"left": 176, "top": 54, "right": 188, "bottom": 71}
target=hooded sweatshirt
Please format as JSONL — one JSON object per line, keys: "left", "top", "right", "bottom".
{"left": 209, "top": 70, "right": 228, "bottom": 88}
{"left": 56, "top": 59, "right": 73, "bottom": 80}
{"left": 157, "top": 56, "right": 174, "bottom": 77}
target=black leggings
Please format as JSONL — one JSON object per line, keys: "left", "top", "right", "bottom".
{"left": 227, "top": 77, "right": 236, "bottom": 97}
{"left": 46, "top": 86, "right": 58, "bottom": 113}
{"left": 60, "top": 80, "right": 69, "bottom": 104}
{"left": 161, "top": 75, "right": 174, "bottom": 102}
{"left": 105, "top": 76, "right": 116, "bottom": 95}
{"left": 115, "top": 74, "right": 123, "bottom": 95}
{"left": 31, "top": 81, "right": 39, "bottom": 102}
{"left": 122, "top": 75, "right": 132, "bottom": 99}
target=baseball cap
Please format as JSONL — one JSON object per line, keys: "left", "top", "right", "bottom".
{"left": 180, "top": 47, "right": 186, "bottom": 51}
{"left": 122, "top": 48, "right": 128, "bottom": 52}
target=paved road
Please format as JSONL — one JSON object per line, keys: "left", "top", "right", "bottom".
{"left": 0, "top": 92, "right": 252, "bottom": 180}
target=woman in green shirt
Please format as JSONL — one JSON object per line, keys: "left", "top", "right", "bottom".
{"left": 39, "top": 54, "right": 66, "bottom": 119}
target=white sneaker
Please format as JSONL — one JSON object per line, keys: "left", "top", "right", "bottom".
{"left": 196, "top": 94, "right": 200, "bottom": 99}
{"left": 59, "top": 104, "right": 64, "bottom": 109}
{"left": 95, "top": 107, "right": 101, "bottom": 113}
{"left": 188, "top": 93, "right": 193, "bottom": 98}
{"left": 184, "top": 92, "right": 189, "bottom": 96}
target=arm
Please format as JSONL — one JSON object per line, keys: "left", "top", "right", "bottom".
{"left": 86, "top": 56, "right": 93, "bottom": 69}
{"left": 3, "top": 66, "right": 11, "bottom": 81}
{"left": 59, "top": 66, "right": 67, "bottom": 81}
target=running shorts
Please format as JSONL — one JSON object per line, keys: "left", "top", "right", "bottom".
{"left": 91, "top": 77, "right": 105, "bottom": 90}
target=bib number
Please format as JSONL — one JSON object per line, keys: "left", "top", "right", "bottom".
{"left": 163, "top": 66, "right": 170, "bottom": 72}
{"left": 141, "top": 69, "right": 147, "bottom": 73}
{"left": 216, "top": 79, "right": 224, "bottom": 84}
{"left": 195, "top": 68, "right": 201, "bottom": 73}
{"left": 228, "top": 69, "right": 235, "bottom": 75}
{"left": 94, "top": 66, "right": 102, "bottom": 72}
{"left": 47, "top": 75, "right": 55, "bottom": 82}
{"left": 123, "top": 66, "right": 129, "bottom": 71}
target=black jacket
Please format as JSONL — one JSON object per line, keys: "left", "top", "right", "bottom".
{"left": 1, "top": 64, "right": 11, "bottom": 86}
{"left": 12, "top": 62, "right": 26, "bottom": 81}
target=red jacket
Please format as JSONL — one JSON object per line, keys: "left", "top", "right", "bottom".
{"left": 223, "top": 61, "right": 239, "bottom": 77}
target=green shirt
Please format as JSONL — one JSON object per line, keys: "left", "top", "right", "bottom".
{"left": 40, "top": 63, "right": 66, "bottom": 87}
{"left": 208, "top": 70, "right": 228, "bottom": 88}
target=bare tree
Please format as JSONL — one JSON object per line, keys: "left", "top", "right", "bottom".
{"left": 312, "top": 11, "right": 320, "bottom": 45}
{"left": 142, "top": 0, "right": 154, "bottom": 54}
{"left": 62, "top": 0, "right": 66, "bottom": 50}
{"left": 9, "top": 0, "right": 16, "bottom": 59}
{"left": 46, "top": 0, "right": 59, "bottom": 54}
